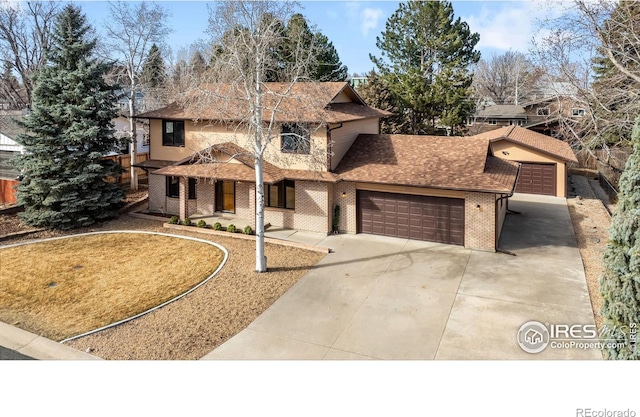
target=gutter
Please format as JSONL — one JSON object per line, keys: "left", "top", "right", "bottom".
{"left": 326, "top": 123, "right": 343, "bottom": 171}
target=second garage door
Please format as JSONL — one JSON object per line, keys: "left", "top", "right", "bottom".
{"left": 515, "top": 163, "right": 556, "bottom": 196}
{"left": 358, "top": 190, "right": 464, "bottom": 245}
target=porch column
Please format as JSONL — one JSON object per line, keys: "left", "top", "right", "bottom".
{"left": 179, "top": 176, "right": 188, "bottom": 220}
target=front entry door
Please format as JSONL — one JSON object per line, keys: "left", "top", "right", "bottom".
{"left": 215, "top": 180, "right": 236, "bottom": 213}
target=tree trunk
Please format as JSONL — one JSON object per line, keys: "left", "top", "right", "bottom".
{"left": 129, "top": 87, "right": 138, "bottom": 191}
{"left": 254, "top": 156, "right": 266, "bottom": 272}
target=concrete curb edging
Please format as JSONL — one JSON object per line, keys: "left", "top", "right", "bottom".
{"left": 163, "top": 223, "right": 332, "bottom": 254}
{"left": 0, "top": 322, "right": 101, "bottom": 360}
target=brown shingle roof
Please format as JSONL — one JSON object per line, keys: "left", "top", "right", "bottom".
{"left": 477, "top": 105, "right": 526, "bottom": 117}
{"left": 475, "top": 126, "right": 577, "bottom": 162}
{"left": 153, "top": 142, "right": 339, "bottom": 184}
{"left": 334, "top": 134, "right": 519, "bottom": 193}
{"left": 132, "top": 159, "right": 175, "bottom": 169}
{"left": 136, "top": 82, "right": 390, "bottom": 124}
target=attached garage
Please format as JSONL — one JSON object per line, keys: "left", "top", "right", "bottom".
{"left": 335, "top": 134, "right": 521, "bottom": 252}
{"left": 357, "top": 190, "right": 464, "bottom": 245}
{"left": 515, "top": 162, "right": 557, "bottom": 196}
{"left": 484, "top": 126, "right": 577, "bottom": 198}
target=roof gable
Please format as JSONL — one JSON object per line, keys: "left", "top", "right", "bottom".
{"left": 474, "top": 126, "right": 577, "bottom": 162}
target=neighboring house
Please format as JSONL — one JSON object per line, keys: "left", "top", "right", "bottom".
{"left": 136, "top": 82, "right": 575, "bottom": 252}
{"left": 469, "top": 97, "right": 587, "bottom": 137}
{"left": 0, "top": 113, "right": 25, "bottom": 204}
{"left": 111, "top": 113, "right": 149, "bottom": 155}
{"left": 349, "top": 76, "right": 368, "bottom": 90}
{"left": 475, "top": 125, "right": 578, "bottom": 198}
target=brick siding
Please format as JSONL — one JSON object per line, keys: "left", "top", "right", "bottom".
{"left": 235, "top": 182, "right": 255, "bottom": 228}
{"left": 196, "top": 179, "right": 215, "bottom": 215}
{"left": 333, "top": 182, "right": 357, "bottom": 233}
{"left": 465, "top": 192, "right": 497, "bottom": 252}
{"left": 148, "top": 173, "right": 167, "bottom": 214}
{"left": 264, "top": 180, "right": 331, "bottom": 233}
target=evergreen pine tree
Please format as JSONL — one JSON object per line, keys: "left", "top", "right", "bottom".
{"left": 370, "top": 1, "right": 480, "bottom": 135}
{"left": 189, "top": 51, "right": 208, "bottom": 76}
{"left": 358, "top": 70, "right": 410, "bottom": 133}
{"left": 266, "top": 13, "right": 348, "bottom": 82}
{"left": 312, "top": 32, "right": 348, "bottom": 82}
{"left": 140, "top": 43, "right": 167, "bottom": 88}
{"left": 600, "top": 115, "right": 640, "bottom": 360}
{"left": 14, "top": 5, "right": 123, "bottom": 230}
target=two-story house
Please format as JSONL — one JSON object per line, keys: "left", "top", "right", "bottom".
{"left": 136, "top": 82, "right": 574, "bottom": 252}
{"left": 469, "top": 96, "right": 587, "bottom": 137}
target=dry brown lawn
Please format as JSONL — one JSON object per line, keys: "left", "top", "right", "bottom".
{"left": 0, "top": 232, "right": 224, "bottom": 341}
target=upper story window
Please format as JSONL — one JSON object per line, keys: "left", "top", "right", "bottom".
{"left": 537, "top": 107, "right": 550, "bottom": 116}
{"left": 510, "top": 119, "right": 523, "bottom": 126}
{"left": 488, "top": 119, "right": 497, "bottom": 125}
{"left": 572, "top": 108, "right": 585, "bottom": 117}
{"left": 281, "top": 123, "right": 310, "bottom": 154}
{"left": 163, "top": 120, "right": 184, "bottom": 147}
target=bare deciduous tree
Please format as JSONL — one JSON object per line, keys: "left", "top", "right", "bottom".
{"left": 472, "top": 51, "right": 542, "bottom": 105}
{"left": 182, "top": 1, "right": 326, "bottom": 272}
{"left": 103, "top": 1, "right": 171, "bottom": 190}
{"left": 533, "top": 0, "right": 640, "bottom": 156}
{"left": 0, "top": 0, "right": 58, "bottom": 107}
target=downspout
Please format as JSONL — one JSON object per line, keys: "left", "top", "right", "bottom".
{"left": 326, "top": 123, "right": 343, "bottom": 171}
{"left": 495, "top": 163, "right": 522, "bottom": 255}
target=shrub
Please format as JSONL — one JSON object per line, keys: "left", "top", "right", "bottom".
{"left": 169, "top": 216, "right": 179, "bottom": 224}
{"left": 182, "top": 218, "right": 191, "bottom": 226}
{"left": 213, "top": 222, "right": 222, "bottom": 231}
{"left": 332, "top": 204, "right": 341, "bottom": 233}
{"left": 243, "top": 225, "right": 253, "bottom": 235}
{"left": 196, "top": 220, "right": 207, "bottom": 228}
{"left": 226, "top": 224, "right": 236, "bottom": 233}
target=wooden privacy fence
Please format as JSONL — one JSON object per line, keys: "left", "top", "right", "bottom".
{"left": 0, "top": 178, "right": 18, "bottom": 204}
{"left": 103, "top": 152, "right": 149, "bottom": 184}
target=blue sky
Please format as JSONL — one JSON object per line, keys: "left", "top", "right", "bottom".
{"left": 78, "top": 1, "right": 560, "bottom": 75}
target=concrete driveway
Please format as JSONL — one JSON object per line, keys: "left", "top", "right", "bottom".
{"left": 203, "top": 194, "right": 600, "bottom": 360}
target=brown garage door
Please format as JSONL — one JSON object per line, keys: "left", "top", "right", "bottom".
{"left": 516, "top": 163, "right": 556, "bottom": 196}
{"left": 358, "top": 191, "right": 464, "bottom": 245}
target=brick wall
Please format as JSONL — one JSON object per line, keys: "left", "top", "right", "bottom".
{"left": 235, "top": 182, "right": 255, "bottom": 228}
{"left": 264, "top": 180, "right": 331, "bottom": 233}
{"left": 197, "top": 179, "right": 215, "bottom": 214}
{"left": 333, "top": 182, "right": 357, "bottom": 233}
{"left": 293, "top": 181, "right": 330, "bottom": 233}
{"left": 465, "top": 192, "right": 496, "bottom": 252}
{"left": 148, "top": 174, "right": 166, "bottom": 213}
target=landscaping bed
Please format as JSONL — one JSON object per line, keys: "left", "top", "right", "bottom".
{"left": 566, "top": 174, "right": 613, "bottom": 331}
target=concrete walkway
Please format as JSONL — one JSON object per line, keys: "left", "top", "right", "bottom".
{"left": 204, "top": 194, "right": 601, "bottom": 360}
{"left": 0, "top": 322, "right": 100, "bottom": 360}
